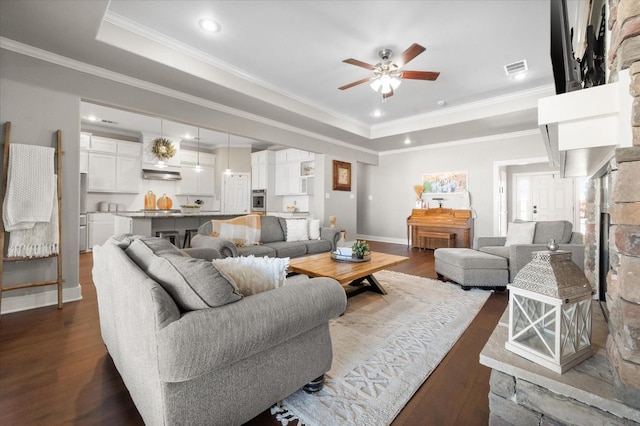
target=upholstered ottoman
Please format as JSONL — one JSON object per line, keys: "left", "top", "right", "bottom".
{"left": 434, "top": 248, "right": 508, "bottom": 290}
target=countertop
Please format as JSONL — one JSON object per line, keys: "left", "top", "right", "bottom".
{"left": 108, "top": 210, "right": 231, "bottom": 218}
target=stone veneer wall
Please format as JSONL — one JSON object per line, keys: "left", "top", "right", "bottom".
{"left": 588, "top": 0, "right": 640, "bottom": 408}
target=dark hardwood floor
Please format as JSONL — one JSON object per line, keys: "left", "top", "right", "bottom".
{"left": 0, "top": 241, "right": 507, "bottom": 425}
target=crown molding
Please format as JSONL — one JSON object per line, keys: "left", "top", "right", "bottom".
{"left": 379, "top": 129, "right": 541, "bottom": 156}
{"left": 0, "top": 37, "right": 378, "bottom": 156}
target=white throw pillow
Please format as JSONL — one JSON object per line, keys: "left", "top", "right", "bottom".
{"left": 504, "top": 221, "right": 536, "bottom": 246}
{"left": 308, "top": 219, "right": 321, "bottom": 240}
{"left": 286, "top": 218, "right": 309, "bottom": 242}
{"left": 212, "top": 255, "right": 290, "bottom": 296}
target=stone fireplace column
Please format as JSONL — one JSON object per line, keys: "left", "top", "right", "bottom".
{"left": 602, "top": 0, "right": 640, "bottom": 408}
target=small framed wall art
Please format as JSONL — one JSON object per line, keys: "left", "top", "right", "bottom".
{"left": 332, "top": 160, "right": 351, "bottom": 191}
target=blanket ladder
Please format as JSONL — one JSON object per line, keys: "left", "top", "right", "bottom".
{"left": 0, "top": 121, "right": 64, "bottom": 315}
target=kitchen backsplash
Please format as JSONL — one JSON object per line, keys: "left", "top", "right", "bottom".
{"left": 86, "top": 179, "right": 220, "bottom": 212}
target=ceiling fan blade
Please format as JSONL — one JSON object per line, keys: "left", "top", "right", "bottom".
{"left": 401, "top": 71, "right": 440, "bottom": 80}
{"left": 338, "top": 77, "right": 372, "bottom": 91}
{"left": 396, "top": 43, "right": 426, "bottom": 68}
{"left": 343, "top": 58, "right": 376, "bottom": 70}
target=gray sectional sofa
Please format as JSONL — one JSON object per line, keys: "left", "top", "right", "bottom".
{"left": 92, "top": 235, "right": 346, "bottom": 425}
{"left": 474, "top": 220, "right": 585, "bottom": 282}
{"left": 435, "top": 220, "right": 585, "bottom": 289}
{"left": 191, "top": 214, "right": 340, "bottom": 258}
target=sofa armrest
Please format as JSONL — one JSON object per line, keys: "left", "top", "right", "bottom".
{"left": 190, "top": 234, "right": 238, "bottom": 258}
{"left": 474, "top": 236, "right": 506, "bottom": 250}
{"left": 320, "top": 227, "right": 340, "bottom": 251}
{"left": 156, "top": 277, "right": 347, "bottom": 382}
{"left": 181, "top": 247, "right": 222, "bottom": 261}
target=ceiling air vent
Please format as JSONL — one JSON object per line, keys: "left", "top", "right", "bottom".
{"left": 504, "top": 59, "right": 528, "bottom": 77}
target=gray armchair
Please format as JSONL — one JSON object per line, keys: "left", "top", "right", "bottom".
{"left": 474, "top": 220, "right": 585, "bottom": 282}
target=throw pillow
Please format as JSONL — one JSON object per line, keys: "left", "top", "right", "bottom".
{"left": 308, "top": 219, "right": 321, "bottom": 240}
{"left": 212, "top": 255, "right": 290, "bottom": 296}
{"left": 126, "top": 237, "right": 243, "bottom": 311}
{"left": 504, "top": 221, "right": 536, "bottom": 246}
{"left": 285, "top": 218, "right": 309, "bottom": 242}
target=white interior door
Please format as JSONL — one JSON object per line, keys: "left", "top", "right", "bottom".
{"left": 531, "top": 174, "right": 574, "bottom": 221}
{"left": 223, "top": 172, "right": 250, "bottom": 214}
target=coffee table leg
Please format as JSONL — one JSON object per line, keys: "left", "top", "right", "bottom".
{"left": 348, "top": 274, "right": 387, "bottom": 296}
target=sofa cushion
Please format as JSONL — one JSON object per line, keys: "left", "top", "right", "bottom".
{"left": 308, "top": 219, "right": 321, "bottom": 240}
{"left": 260, "top": 215, "right": 285, "bottom": 243}
{"left": 533, "top": 220, "right": 573, "bottom": 244}
{"left": 237, "top": 244, "right": 276, "bottom": 257}
{"left": 264, "top": 241, "right": 308, "bottom": 258}
{"left": 479, "top": 246, "right": 511, "bottom": 259}
{"left": 125, "top": 237, "right": 243, "bottom": 311}
{"left": 304, "top": 239, "right": 332, "bottom": 254}
{"left": 285, "top": 218, "right": 309, "bottom": 242}
{"left": 212, "top": 255, "right": 289, "bottom": 296}
{"left": 504, "top": 222, "right": 535, "bottom": 246}
{"left": 434, "top": 248, "right": 508, "bottom": 269}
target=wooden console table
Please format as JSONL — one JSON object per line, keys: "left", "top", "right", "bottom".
{"left": 407, "top": 208, "right": 473, "bottom": 249}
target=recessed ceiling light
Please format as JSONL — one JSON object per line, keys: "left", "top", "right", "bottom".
{"left": 371, "top": 110, "right": 382, "bottom": 118}
{"left": 199, "top": 18, "right": 220, "bottom": 32}
{"left": 437, "top": 100, "right": 446, "bottom": 107}
{"left": 404, "top": 138, "right": 411, "bottom": 145}
{"left": 87, "top": 115, "right": 98, "bottom": 121}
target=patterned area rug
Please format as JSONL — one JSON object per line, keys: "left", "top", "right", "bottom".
{"left": 272, "top": 270, "right": 491, "bottom": 426}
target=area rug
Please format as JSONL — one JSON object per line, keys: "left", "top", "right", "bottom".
{"left": 272, "top": 270, "right": 491, "bottom": 426}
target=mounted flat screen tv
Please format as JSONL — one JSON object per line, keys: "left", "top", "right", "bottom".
{"left": 550, "top": 0, "right": 583, "bottom": 94}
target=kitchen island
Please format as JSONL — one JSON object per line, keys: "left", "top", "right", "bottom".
{"left": 113, "top": 211, "right": 242, "bottom": 248}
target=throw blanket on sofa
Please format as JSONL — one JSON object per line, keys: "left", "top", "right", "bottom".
{"left": 209, "top": 214, "right": 261, "bottom": 246}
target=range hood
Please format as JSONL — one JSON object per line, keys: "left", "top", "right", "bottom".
{"left": 142, "top": 169, "right": 182, "bottom": 181}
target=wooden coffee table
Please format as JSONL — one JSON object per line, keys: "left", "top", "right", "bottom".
{"left": 288, "top": 252, "right": 408, "bottom": 297}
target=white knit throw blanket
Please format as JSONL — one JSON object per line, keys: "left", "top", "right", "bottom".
{"left": 2, "top": 143, "right": 55, "bottom": 231}
{"left": 7, "top": 181, "right": 59, "bottom": 258}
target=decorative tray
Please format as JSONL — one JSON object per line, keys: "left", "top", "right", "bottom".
{"left": 331, "top": 252, "right": 371, "bottom": 263}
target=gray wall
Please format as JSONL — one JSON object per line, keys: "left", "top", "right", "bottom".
{"left": 357, "top": 133, "right": 548, "bottom": 242}
{"left": 0, "top": 78, "right": 81, "bottom": 311}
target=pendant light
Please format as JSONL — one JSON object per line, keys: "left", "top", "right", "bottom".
{"left": 224, "top": 133, "right": 232, "bottom": 175}
{"left": 194, "top": 127, "right": 202, "bottom": 173}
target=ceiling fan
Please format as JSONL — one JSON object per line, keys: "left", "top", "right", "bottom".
{"left": 339, "top": 43, "right": 440, "bottom": 99}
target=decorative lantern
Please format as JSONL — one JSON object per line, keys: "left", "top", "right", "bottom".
{"left": 505, "top": 249, "right": 594, "bottom": 374}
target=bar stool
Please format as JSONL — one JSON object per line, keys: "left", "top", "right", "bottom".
{"left": 183, "top": 229, "right": 199, "bottom": 249}
{"left": 156, "top": 230, "right": 180, "bottom": 248}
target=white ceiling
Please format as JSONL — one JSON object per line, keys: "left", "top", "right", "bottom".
{"left": 0, "top": 0, "right": 577, "bottom": 152}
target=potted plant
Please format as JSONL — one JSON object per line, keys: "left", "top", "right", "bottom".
{"left": 352, "top": 239, "right": 370, "bottom": 259}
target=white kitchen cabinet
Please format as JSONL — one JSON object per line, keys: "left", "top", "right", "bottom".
{"left": 251, "top": 151, "right": 274, "bottom": 190}
{"left": 178, "top": 151, "right": 215, "bottom": 196}
{"left": 88, "top": 152, "right": 117, "bottom": 191}
{"left": 274, "top": 150, "right": 314, "bottom": 195}
{"left": 87, "top": 138, "right": 141, "bottom": 193}
{"left": 181, "top": 150, "right": 215, "bottom": 166}
{"left": 116, "top": 156, "right": 141, "bottom": 193}
{"left": 87, "top": 213, "right": 114, "bottom": 249}
{"left": 80, "top": 132, "right": 91, "bottom": 149}
{"left": 90, "top": 136, "right": 118, "bottom": 153}
{"left": 79, "top": 149, "right": 89, "bottom": 174}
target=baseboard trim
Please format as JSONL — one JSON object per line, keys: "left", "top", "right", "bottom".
{"left": 1, "top": 284, "right": 83, "bottom": 315}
